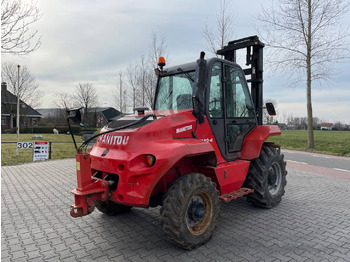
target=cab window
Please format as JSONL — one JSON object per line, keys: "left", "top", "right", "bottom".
{"left": 155, "top": 72, "right": 195, "bottom": 110}
{"left": 225, "top": 66, "right": 255, "bottom": 118}
{"left": 208, "top": 62, "right": 223, "bottom": 118}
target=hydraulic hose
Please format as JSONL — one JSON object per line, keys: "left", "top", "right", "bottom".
{"left": 78, "top": 114, "right": 157, "bottom": 152}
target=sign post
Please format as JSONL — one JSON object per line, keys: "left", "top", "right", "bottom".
{"left": 16, "top": 65, "right": 20, "bottom": 156}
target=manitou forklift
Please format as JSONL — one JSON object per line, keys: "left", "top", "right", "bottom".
{"left": 68, "top": 36, "right": 287, "bottom": 250}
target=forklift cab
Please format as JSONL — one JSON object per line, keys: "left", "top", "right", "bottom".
{"left": 205, "top": 58, "right": 257, "bottom": 160}
{"left": 154, "top": 36, "right": 270, "bottom": 161}
{"left": 154, "top": 57, "right": 257, "bottom": 161}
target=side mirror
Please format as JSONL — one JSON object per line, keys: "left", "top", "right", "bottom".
{"left": 265, "top": 102, "right": 276, "bottom": 116}
{"left": 67, "top": 108, "right": 83, "bottom": 125}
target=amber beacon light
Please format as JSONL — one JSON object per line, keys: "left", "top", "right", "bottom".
{"left": 158, "top": 57, "right": 166, "bottom": 67}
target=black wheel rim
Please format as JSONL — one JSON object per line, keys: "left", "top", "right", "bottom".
{"left": 268, "top": 162, "right": 282, "bottom": 195}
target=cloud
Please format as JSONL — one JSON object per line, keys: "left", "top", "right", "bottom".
{"left": 1, "top": 0, "right": 349, "bottom": 124}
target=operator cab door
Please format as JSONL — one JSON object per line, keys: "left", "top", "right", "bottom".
{"left": 207, "top": 61, "right": 257, "bottom": 161}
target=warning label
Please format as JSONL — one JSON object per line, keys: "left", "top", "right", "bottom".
{"left": 33, "top": 141, "right": 49, "bottom": 161}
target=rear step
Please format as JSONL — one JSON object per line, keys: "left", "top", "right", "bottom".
{"left": 219, "top": 188, "right": 254, "bottom": 202}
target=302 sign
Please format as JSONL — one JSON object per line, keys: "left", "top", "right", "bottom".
{"left": 17, "top": 142, "right": 34, "bottom": 149}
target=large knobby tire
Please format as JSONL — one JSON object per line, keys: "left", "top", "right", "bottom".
{"left": 243, "top": 146, "right": 287, "bottom": 208}
{"left": 94, "top": 200, "right": 132, "bottom": 216}
{"left": 160, "top": 173, "right": 220, "bottom": 250}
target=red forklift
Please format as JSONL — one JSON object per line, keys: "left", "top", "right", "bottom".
{"left": 68, "top": 36, "right": 287, "bottom": 250}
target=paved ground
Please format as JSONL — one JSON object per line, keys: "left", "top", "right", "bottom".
{"left": 2, "top": 156, "right": 350, "bottom": 261}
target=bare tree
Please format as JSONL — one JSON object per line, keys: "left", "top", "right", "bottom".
{"left": 141, "top": 33, "right": 169, "bottom": 108}
{"left": 74, "top": 82, "right": 99, "bottom": 126}
{"left": 143, "top": 69, "right": 158, "bottom": 109}
{"left": 1, "top": 0, "right": 42, "bottom": 55}
{"left": 203, "top": 0, "right": 236, "bottom": 55}
{"left": 258, "top": 0, "right": 350, "bottom": 149}
{"left": 120, "top": 33, "right": 168, "bottom": 110}
{"left": 1, "top": 61, "right": 42, "bottom": 107}
{"left": 148, "top": 32, "right": 168, "bottom": 68}
{"left": 126, "top": 62, "right": 139, "bottom": 110}
{"left": 114, "top": 70, "right": 128, "bottom": 113}
{"left": 144, "top": 32, "right": 169, "bottom": 108}
{"left": 55, "top": 92, "right": 74, "bottom": 110}
{"left": 52, "top": 92, "right": 74, "bottom": 125}
{"left": 139, "top": 55, "right": 147, "bottom": 107}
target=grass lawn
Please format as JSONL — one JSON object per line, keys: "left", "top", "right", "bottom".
{"left": 268, "top": 130, "right": 350, "bottom": 157}
{"left": 2, "top": 129, "right": 349, "bottom": 166}
{"left": 1, "top": 133, "right": 81, "bottom": 166}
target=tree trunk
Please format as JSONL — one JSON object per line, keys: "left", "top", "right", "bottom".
{"left": 306, "top": 69, "right": 314, "bottom": 149}
{"left": 119, "top": 74, "right": 123, "bottom": 112}
{"left": 306, "top": 0, "right": 314, "bottom": 149}
{"left": 84, "top": 106, "right": 88, "bottom": 126}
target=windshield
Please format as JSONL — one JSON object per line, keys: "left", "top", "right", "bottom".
{"left": 154, "top": 71, "right": 195, "bottom": 110}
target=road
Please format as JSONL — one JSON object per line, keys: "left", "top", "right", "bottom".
{"left": 283, "top": 149, "right": 350, "bottom": 171}
{"left": 282, "top": 149, "right": 350, "bottom": 181}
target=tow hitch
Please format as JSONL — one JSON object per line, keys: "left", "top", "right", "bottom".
{"left": 70, "top": 153, "right": 109, "bottom": 218}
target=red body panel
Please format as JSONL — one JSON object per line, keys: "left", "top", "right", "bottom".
{"left": 88, "top": 110, "right": 218, "bottom": 207}
{"left": 90, "top": 138, "right": 214, "bottom": 207}
{"left": 241, "top": 125, "right": 281, "bottom": 160}
{"left": 208, "top": 160, "right": 251, "bottom": 194}
{"left": 70, "top": 110, "right": 281, "bottom": 216}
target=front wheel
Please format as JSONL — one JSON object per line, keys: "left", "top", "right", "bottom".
{"left": 160, "top": 173, "right": 220, "bottom": 250}
{"left": 243, "top": 145, "right": 287, "bottom": 208}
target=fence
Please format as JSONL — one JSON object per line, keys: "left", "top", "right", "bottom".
{"left": 1, "top": 141, "right": 77, "bottom": 166}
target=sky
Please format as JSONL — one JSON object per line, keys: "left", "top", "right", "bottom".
{"left": 2, "top": 0, "right": 350, "bottom": 124}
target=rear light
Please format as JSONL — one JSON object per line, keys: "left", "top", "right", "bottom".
{"left": 146, "top": 155, "right": 156, "bottom": 167}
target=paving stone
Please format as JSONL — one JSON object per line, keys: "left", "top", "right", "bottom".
{"left": 2, "top": 158, "right": 350, "bottom": 261}
{"left": 1, "top": 257, "right": 12, "bottom": 262}
{"left": 9, "top": 243, "right": 23, "bottom": 252}
{"left": 28, "top": 258, "right": 45, "bottom": 262}
{"left": 27, "top": 250, "right": 42, "bottom": 260}
{"left": 58, "top": 249, "right": 76, "bottom": 260}
{"left": 1, "top": 249, "right": 11, "bottom": 259}
{"left": 40, "top": 249, "right": 58, "bottom": 260}
{"left": 11, "top": 250, "right": 27, "bottom": 260}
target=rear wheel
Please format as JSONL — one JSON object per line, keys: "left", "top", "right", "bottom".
{"left": 160, "top": 173, "right": 220, "bottom": 250}
{"left": 243, "top": 145, "right": 287, "bottom": 208}
{"left": 94, "top": 200, "right": 132, "bottom": 216}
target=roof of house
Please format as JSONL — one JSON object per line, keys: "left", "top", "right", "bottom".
{"left": 35, "top": 107, "right": 121, "bottom": 120}
{"left": 36, "top": 108, "right": 65, "bottom": 118}
{"left": 321, "top": 123, "right": 333, "bottom": 127}
{"left": 1, "top": 87, "right": 42, "bottom": 117}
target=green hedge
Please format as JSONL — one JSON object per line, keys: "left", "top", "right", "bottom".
{"left": 10, "top": 126, "right": 82, "bottom": 134}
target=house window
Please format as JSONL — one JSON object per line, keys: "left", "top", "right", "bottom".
{"left": 24, "top": 118, "right": 28, "bottom": 127}
{"left": 1, "top": 117, "right": 6, "bottom": 125}
{"left": 32, "top": 118, "right": 38, "bottom": 126}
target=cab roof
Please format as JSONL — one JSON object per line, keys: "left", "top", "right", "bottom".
{"left": 161, "top": 57, "right": 240, "bottom": 75}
